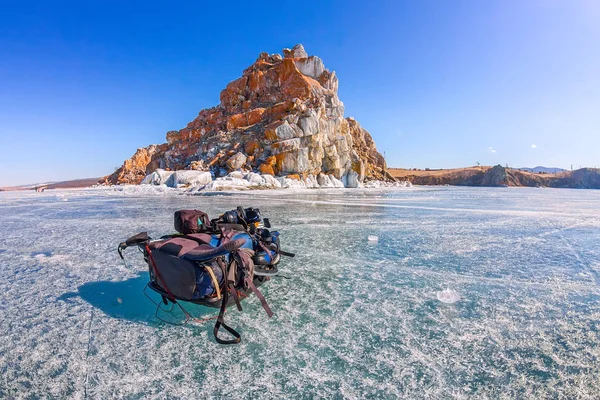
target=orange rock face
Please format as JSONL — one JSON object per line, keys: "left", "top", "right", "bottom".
{"left": 102, "top": 144, "right": 168, "bottom": 185}
{"left": 258, "top": 155, "right": 277, "bottom": 175}
{"left": 103, "top": 44, "right": 390, "bottom": 186}
{"left": 244, "top": 140, "right": 260, "bottom": 155}
{"left": 226, "top": 108, "right": 266, "bottom": 130}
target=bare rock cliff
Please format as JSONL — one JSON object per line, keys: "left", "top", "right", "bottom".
{"left": 103, "top": 44, "right": 389, "bottom": 186}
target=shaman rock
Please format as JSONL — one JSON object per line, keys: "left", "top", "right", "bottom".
{"left": 103, "top": 44, "right": 391, "bottom": 186}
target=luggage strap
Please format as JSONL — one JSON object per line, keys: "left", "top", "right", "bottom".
{"left": 236, "top": 248, "right": 274, "bottom": 318}
{"left": 213, "top": 257, "right": 241, "bottom": 345}
{"left": 229, "top": 282, "right": 242, "bottom": 312}
{"left": 246, "top": 277, "right": 274, "bottom": 318}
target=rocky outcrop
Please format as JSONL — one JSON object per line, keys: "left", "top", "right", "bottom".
{"left": 550, "top": 168, "right": 600, "bottom": 189}
{"left": 105, "top": 144, "right": 167, "bottom": 185}
{"left": 102, "top": 44, "right": 390, "bottom": 187}
{"left": 390, "top": 166, "right": 600, "bottom": 189}
{"left": 480, "top": 165, "right": 510, "bottom": 186}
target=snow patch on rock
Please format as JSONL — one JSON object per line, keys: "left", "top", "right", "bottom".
{"left": 141, "top": 169, "right": 175, "bottom": 185}
{"left": 141, "top": 169, "right": 411, "bottom": 192}
{"left": 164, "top": 170, "right": 212, "bottom": 188}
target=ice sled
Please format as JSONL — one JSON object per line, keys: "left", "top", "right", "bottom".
{"left": 117, "top": 207, "right": 294, "bottom": 344}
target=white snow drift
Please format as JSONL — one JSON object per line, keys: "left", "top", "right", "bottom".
{"left": 140, "top": 168, "right": 411, "bottom": 192}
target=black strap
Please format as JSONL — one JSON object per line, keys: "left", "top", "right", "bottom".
{"left": 213, "top": 319, "right": 241, "bottom": 345}
{"left": 279, "top": 250, "right": 295, "bottom": 257}
{"left": 214, "top": 258, "right": 241, "bottom": 345}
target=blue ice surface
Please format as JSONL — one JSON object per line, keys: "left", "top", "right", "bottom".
{"left": 0, "top": 185, "right": 599, "bottom": 399}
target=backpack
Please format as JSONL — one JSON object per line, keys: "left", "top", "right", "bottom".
{"left": 118, "top": 207, "right": 294, "bottom": 344}
{"left": 174, "top": 209, "right": 211, "bottom": 234}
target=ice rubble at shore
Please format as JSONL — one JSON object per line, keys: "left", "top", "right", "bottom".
{"left": 140, "top": 168, "right": 411, "bottom": 192}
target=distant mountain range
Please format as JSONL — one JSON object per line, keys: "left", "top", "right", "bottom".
{"left": 518, "top": 166, "right": 566, "bottom": 174}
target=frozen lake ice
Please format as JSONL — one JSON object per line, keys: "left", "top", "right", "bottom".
{"left": 1, "top": 185, "right": 599, "bottom": 399}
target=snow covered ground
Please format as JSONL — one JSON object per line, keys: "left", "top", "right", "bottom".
{"left": 1, "top": 186, "right": 599, "bottom": 399}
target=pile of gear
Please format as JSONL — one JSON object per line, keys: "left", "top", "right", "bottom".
{"left": 118, "top": 207, "right": 294, "bottom": 344}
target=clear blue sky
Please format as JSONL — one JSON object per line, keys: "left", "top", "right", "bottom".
{"left": 1, "top": 1, "right": 599, "bottom": 185}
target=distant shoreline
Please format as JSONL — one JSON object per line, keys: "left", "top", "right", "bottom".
{"left": 388, "top": 165, "right": 600, "bottom": 189}
{"left": 2, "top": 165, "right": 600, "bottom": 192}
{"left": 0, "top": 178, "right": 100, "bottom": 192}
